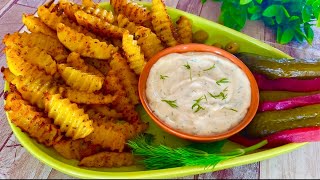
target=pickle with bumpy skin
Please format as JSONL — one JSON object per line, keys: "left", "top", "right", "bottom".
{"left": 260, "top": 90, "right": 320, "bottom": 102}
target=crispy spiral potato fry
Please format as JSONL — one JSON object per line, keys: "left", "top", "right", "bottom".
{"left": 57, "top": 64, "right": 104, "bottom": 93}
{"left": 116, "top": 14, "right": 138, "bottom": 34}
{"left": 57, "top": 23, "right": 118, "bottom": 59}
{"left": 105, "top": 70, "right": 140, "bottom": 123}
{"left": 60, "top": 1, "right": 114, "bottom": 23}
{"left": 7, "top": 45, "right": 57, "bottom": 75}
{"left": 22, "top": 14, "right": 56, "bottom": 37}
{"left": 45, "top": 94, "right": 94, "bottom": 140}
{"left": 5, "top": 92, "right": 63, "bottom": 146}
{"left": 85, "top": 105, "right": 123, "bottom": 120}
{"left": 79, "top": 151, "right": 135, "bottom": 167}
{"left": 101, "top": 121, "right": 148, "bottom": 140}
{"left": 1, "top": 68, "right": 16, "bottom": 83}
{"left": 53, "top": 139, "right": 102, "bottom": 160}
{"left": 3, "top": 32, "right": 68, "bottom": 62}
{"left": 151, "top": 0, "right": 178, "bottom": 47}
{"left": 82, "top": 0, "right": 97, "bottom": 7}
{"left": 122, "top": 31, "right": 146, "bottom": 74}
{"left": 135, "top": 26, "right": 164, "bottom": 60}
{"left": 84, "top": 121, "right": 126, "bottom": 151}
{"left": 110, "top": 0, "right": 151, "bottom": 25}
{"left": 74, "top": 10, "right": 126, "bottom": 39}
{"left": 59, "top": 87, "right": 115, "bottom": 104}
{"left": 110, "top": 53, "right": 139, "bottom": 105}
{"left": 176, "top": 16, "right": 193, "bottom": 44}
{"left": 84, "top": 57, "right": 110, "bottom": 76}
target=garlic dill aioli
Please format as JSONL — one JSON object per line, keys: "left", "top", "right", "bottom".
{"left": 146, "top": 52, "right": 251, "bottom": 136}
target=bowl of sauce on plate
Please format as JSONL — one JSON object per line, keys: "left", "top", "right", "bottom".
{"left": 139, "top": 44, "right": 259, "bottom": 142}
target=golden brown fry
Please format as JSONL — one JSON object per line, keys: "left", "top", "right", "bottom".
{"left": 82, "top": 0, "right": 97, "bottom": 7}
{"left": 59, "top": 87, "right": 115, "bottom": 104}
{"left": 3, "top": 32, "right": 68, "bottom": 62}
{"left": 22, "top": 14, "right": 56, "bottom": 37}
{"left": 110, "top": 53, "right": 139, "bottom": 105}
{"left": 79, "top": 151, "right": 135, "bottom": 167}
{"left": 5, "top": 91, "right": 63, "bottom": 146}
{"left": 84, "top": 121, "right": 126, "bottom": 152}
{"left": 116, "top": 14, "right": 138, "bottom": 34}
{"left": 105, "top": 70, "right": 140, "bottom": 123}
{"left": 60, "top": 1, "right": 114, "bottom": 23}
{"left": 85, "top": 57, "right": 110, "bottom": 76}
{"left": 7, "top": 45, "right": 57, "bottom": 75}
{"left": 57, "top": 64, "right": 104, "bottom": 93}
{"left": 74, "top": 10, "right": 126, "bottom": 39}
{"left": 56, "top": 23, "right": 118, "bottom": 60}
{"left": 122, "top": 31, "right": 146, "bottom": 74}
{"left": 45, "top": 94, "right": 94, "bottom": 140}
{"left": 176, "top": 16, "right": 193, "bottom": 44}
{"left": 86, "top": 104, "right": 123, "bottom": 120}
{"left": 135, "top": 26, "right": 164, "bottom": 60}
{"left": 53, "top": 139, "right": 103, "bottom": 160}
{"left": 110, "top": 0, "right": 151, "bottom": 25}
{"left": 151, "top": 0, "right": 178, "bottom": 47}
{"left": 1, "top": 67, "right": 15, "bottom": 83}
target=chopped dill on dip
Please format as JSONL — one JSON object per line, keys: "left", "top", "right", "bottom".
{"left": 145, "top": 52, "right": 251, "bottom": 136}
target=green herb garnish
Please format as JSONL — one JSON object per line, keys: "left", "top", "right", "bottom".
{"left": 216, "top": 78, "right": 229, "bottom": 86}
{"left": 160, "top": 75, "right": 168, "bottom": 80}
{"left": 183, "top": 62, "right": 192, "bottom": 80}
{"left": 209, "top": 88, "right": 228, "bottom": 100}
{"left": 127, "top": 134, "right": 268, "bottom": 170}
{"left": 161, "top": 99, "right": 178, "bottom": 108}
{"left": 203, "top": 64, "right": 216, "bottom": 71}
{"left": 192, "top": 95, "right": 206, "bottom": 113}
{"left": 227, "top": 108, "right": 238, "bottom": 112}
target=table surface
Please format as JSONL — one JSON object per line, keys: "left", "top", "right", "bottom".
{"left": 1, "top": 0, "right": 320, "bottom": 179}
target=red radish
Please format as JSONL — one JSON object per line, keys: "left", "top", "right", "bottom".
{"left": 254, "top": 73, "right": 320, "bottom": 92}
{"left": 259, "top": 93, "right": 320, "bottom": 112}
{"left": 229, "top": 127, "right": 320, "bottom": 148}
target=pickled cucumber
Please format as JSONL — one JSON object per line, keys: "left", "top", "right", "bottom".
{"left": 260, "top": 91, "right": 320, "bottom": 102}
{"left": 245, "top": 104, "right": 320, "bottom": 138}
{"left": 237, "top": 53, "right": 320, "bottom": 79}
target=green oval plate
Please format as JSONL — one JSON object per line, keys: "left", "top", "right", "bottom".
{"left": 5, "top": 2, "right": 307, "bottom": 179}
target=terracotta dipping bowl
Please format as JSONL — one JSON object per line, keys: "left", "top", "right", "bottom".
{"left": 139, "top": 43, "right": 259, "bottom": 142}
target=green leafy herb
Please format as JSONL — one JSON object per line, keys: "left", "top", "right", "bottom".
{"left": 201, "top": 0, "right": 320, "bottom": 45}
{"left": 227, "top": 108, "right": 238, "bottom": 112}
{"left": 209, "top": 88, "right": 228, "bottom": 100}
{"left": 184, "top": 62, "right": 192, "bottom": 80}
{"left": 203, "top": 64, "right": 216, "bottom": 71}
{"left": 161, "top": 99, "right": 178, "bottom": 108}
{"left": 216, "top": 78, "right": 229, "bottom": 86}
{"left": 192, "top": 95, "right": 207, "bottom": 113}
{"left": 160, "top": 75, "right": 168, "bottom": 80}
{"left": 127, "top": 134, "right": 268, "bottom": 170}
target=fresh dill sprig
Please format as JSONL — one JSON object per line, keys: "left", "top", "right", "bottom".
{"left": 209, "top": 88, "right": 228, "bottom": 100}
{"left": 127, "top": 134, "right": 268, "bottom": 170}
{"left": 216, "top": 78, "right": 229, "bottom": 86}
{"left": 192, "top": 95, "right": 206, "bottom": 113}
{"left": 161, "top": 99, "right": 178, "bottom": 108}
{"left": 203, "top": 64, "right": 216, "bottom": 71}
{"left": 227, "top": 108, "right": 238, "bottom": 112}
{"left": 160, "top": 74, "right": 168, "bottom": 80}
{"left": 183, "top": 62, "right": 192, "bottom": 80}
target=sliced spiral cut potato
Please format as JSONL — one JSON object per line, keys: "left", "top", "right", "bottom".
{"left": 53, "top": 139, "right": 103, "bottom": 160}
{"left": 22, "top": 14, "right": 56, "bottom": 38}
{"left": 44, "top": 94, "right": 94, "bottom": 140}
{"left": 3, "top": 32, "right": 68, "bottom": 62}
{"left": 122, "top": 31, "right": 146, "bottom": 74}
{"left": 85, "top": 104, "right": 123, "bottom": 120}
{"left": 56, "top": 23, "right": 118, "bottom": 59}
{"left": 84, "top": 57, "right": 110, "bottom": 76}
{"left": 5, "top": 91, "right": 63, "bottom": 146}
{"left": 6, "top": 45, "right": 57, "bottom": 76}
{"left": 105, "top": 70, "right": 140, "bottom": 123}
{"left": 82, "top": 0, "right": 97, "bottom": 7}
{"left": 1, "top": 67, "right": 16, "bottom": 83}
{"left": 57, "top": 64, "right": 104, "bottom": 93}
{"left": 79, "top": 151, "right": 135, "bottom": 167}
{"left": 151, "top": 0, "right": 178, "bottom": 47}
{"left": 135, "top": 26, "right": 164, "bottom": 60}
{"left": 176, "top": 16, "right": 193, "bottom": 44}
{"left": 58, "top": 87, "right": 115, "bottom": 104}
{"left": 116, "top": 14, "right": 138, "bottom": 34}
{"left": 110, "top": 53, "right": 139, "bottom": 105}
{"left": 84, "top": 121, "right": 126, "bottom": 152}
{"left": 110, "top": 0, "right": 152, "bottom": 26}
{"left": 74, "top": 10, "right": 126, "bottom": 39}
{"left": 60, "top": 0, "right": 114, "bottom": 23}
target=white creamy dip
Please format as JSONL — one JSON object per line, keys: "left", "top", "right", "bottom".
{"left": 146, "top": 52, "right": 251, "bottom": 136}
